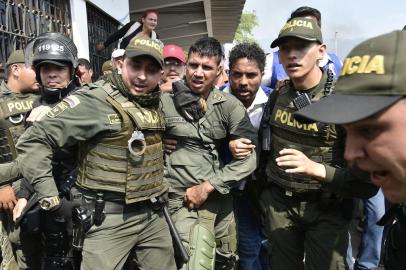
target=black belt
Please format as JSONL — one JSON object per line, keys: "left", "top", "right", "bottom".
{"left": 105, "top": 200, "right": 150, "bottom": 214}
{"left": 74, "top": 186, "right": 151, "bottom": 214}
{"left": 268, "top": 182, "right": 322, "bottom": 202}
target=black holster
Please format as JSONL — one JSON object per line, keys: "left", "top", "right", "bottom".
{"left": 71, "top": 207, "right": 93, "bottom": 251}
{"left": 19, "top": 204, "right": 42, "bottom": 235}
{"left": 70, "top": 187, "right": 105, "bottom": 227}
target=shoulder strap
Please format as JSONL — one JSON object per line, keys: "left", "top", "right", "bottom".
{"left": 259, "top": 89, "right": 279, "bottom": 134}
{"left": 101, "top": 82, "right": 129, "bottom": 104}
{"left": 257, "top": 90, "right": 279, "bottom": 176}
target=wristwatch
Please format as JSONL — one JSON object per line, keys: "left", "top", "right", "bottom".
{"left": 39, "top": 196, "right": 61, "bottom": 210}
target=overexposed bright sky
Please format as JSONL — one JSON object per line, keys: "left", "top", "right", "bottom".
{"left": 243, "top": 0, "right": 406, "bottom": 58}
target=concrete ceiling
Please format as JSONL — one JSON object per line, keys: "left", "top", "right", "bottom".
{"left": 129, "top": 0, "right": 245, "bottom": 49}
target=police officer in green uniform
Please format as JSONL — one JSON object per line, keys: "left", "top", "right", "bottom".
{"left": 0, "top": 49, "right": 38, "bottom": 270}
{"left": 1, "top": 33, "right": 83, "bottom": 269}
{"left": 295, "top": 30, "right": 406, "bottom": 270}
{"left": 161, "top": 37, "right": 257, "bottom": 269}
{"left": 258, "top": 17, "right": 378, "bottom": 270}
{"left": 13, "top": 37, "right": 176, "bottom": 270}
{"left": 8, "top": 32, "right": 85, "bottom": 270}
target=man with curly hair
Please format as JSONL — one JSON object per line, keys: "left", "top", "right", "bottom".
{"left": 223, "top": 42, "right": 269, "bottom": 270}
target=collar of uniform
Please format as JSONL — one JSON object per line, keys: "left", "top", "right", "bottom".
{"left": 197, "top": 88, "right": 226, "bottom": 125}
{"left": 222, "top": 85, "right": 231, "bottom": 94}
{"left": 293, "top": 68, "right": 328, "bottom": 97}
{"left": 207, "top": 87, "right": 227, "bottom": 105}
{"left": 0, "top": 80, "right": 12, "bottom": 95}
{"left": 247, "top": 86, "right": 268, "bottom": 113}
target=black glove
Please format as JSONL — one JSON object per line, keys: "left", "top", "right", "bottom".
{"left": 48, "top": 198, "right": 80, "bottom": 236}
{"left": 173, "top": 80, "right": 206, "bottom": 121}
{"left": 51, "top": 197, "right": 80, "bottom": 220}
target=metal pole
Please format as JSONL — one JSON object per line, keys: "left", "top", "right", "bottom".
{"left": 334, "top": 31, "right": 338, "bottom": 55}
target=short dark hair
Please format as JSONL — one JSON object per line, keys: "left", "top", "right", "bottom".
{"left": 290, "top": 6, "right": 322, "bottom": 27}
{"left": 228, "top": 43, "right": 266, "bottom": 73}
{"left": 77, "top": 58, "right": 91, "bottom": 70}
{"left": 188, "top": 37, "right": 223, "bottom": 65}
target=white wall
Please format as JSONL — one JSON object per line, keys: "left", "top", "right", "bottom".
{"left": 70, "top": 0, "right": 130, "bottom": 60}
{"left": 70, "top": 0, "right": 89, "bottom": 59}
{"left": 88, "top": 0, "right": 130, "bottom": 24}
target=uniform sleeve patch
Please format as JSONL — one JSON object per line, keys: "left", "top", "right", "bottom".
{"left": 165, "top": 116, "right": 186, "bottom": 124}
{"left": 108, "top": 114, "right": 121, "bottom": 124}
{"left": 213, "top": 93, "right": 223, "bottom": 101}
{"left": 46, "top": 95, "right": 81, "bottom": 118}
{"left": 46, "top": 102, "right": 70, "bottom": 118}
{"left": 63, "top": 95, "right": 81, "bottom": 108}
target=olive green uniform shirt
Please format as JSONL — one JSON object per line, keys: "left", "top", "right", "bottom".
{"left": 0, "top": 81, "right": 36, "bottom": 189}
{"left": 0, "top": 80, "right": 11, "bottom": 94}
{"left": 268, "top": 73, "right": 377, "bottom": 199}
{"left": 161, "top": 88, "right": 258, "bottom": 194}
{"left": 0, "top": 81, "right": 16, "bottom": 189}
{"left": 14, "top": 82, "right": 125, "bottom": 200}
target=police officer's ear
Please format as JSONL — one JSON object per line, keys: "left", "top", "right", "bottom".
{"left": 216, "top": 65, "right": 223, "bottom": 78}
{"left": 117, "top": 58, "right": 124, "bottom": 75}
{"left": 317, "top": 43, "right": 327, "bottom": 61}
{"left": 10, "top": 63, "right": 22, "bottom": 77}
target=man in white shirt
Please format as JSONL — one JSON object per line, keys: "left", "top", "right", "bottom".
{"left": 224, "top": 42, "right": 269, "bottom": 270}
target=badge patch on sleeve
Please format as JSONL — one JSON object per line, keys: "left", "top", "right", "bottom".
{"left": 46, "top": 102, "right": 69, "bottom": 118}
{"left": 46, "top": 96, "right": 81, "bottom": 118}
{"left": 108, "top": 114, "right": 121, "bottom": 124}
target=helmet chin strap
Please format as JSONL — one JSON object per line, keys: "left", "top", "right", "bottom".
{"left": 40, "top": 80, "right": 76, "bottom": 105}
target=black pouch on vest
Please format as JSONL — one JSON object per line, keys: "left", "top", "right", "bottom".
{"left": 293, "top": 92, "right": 312, "bottom": 110}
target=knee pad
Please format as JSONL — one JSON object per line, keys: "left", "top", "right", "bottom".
{"left": 188, "top": 223, "right": 216, "bottom": 270}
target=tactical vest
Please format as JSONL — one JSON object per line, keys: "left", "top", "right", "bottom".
{"left": 77, "top": 84, "right": 167, "bottom": 204}
{"left": 0, "top": 93, "right": 36, "bottom": 163}
{"left": 266, "top": 80, "right": 340, "bottom": 192}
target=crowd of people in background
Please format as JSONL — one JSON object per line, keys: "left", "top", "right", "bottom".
{"left": 0, "top": 4, "right": 405, "bottom": 270}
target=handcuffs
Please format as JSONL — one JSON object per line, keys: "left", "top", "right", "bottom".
{"left": 9, "top": 114, "right": 24, "bottom": 124}
{"left": 128, "top": 130, "right": 146, "bottom": 157}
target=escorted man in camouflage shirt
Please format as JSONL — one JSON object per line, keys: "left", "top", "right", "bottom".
{"left": 161, "top": 37, "right": 257, "bottom": 269}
